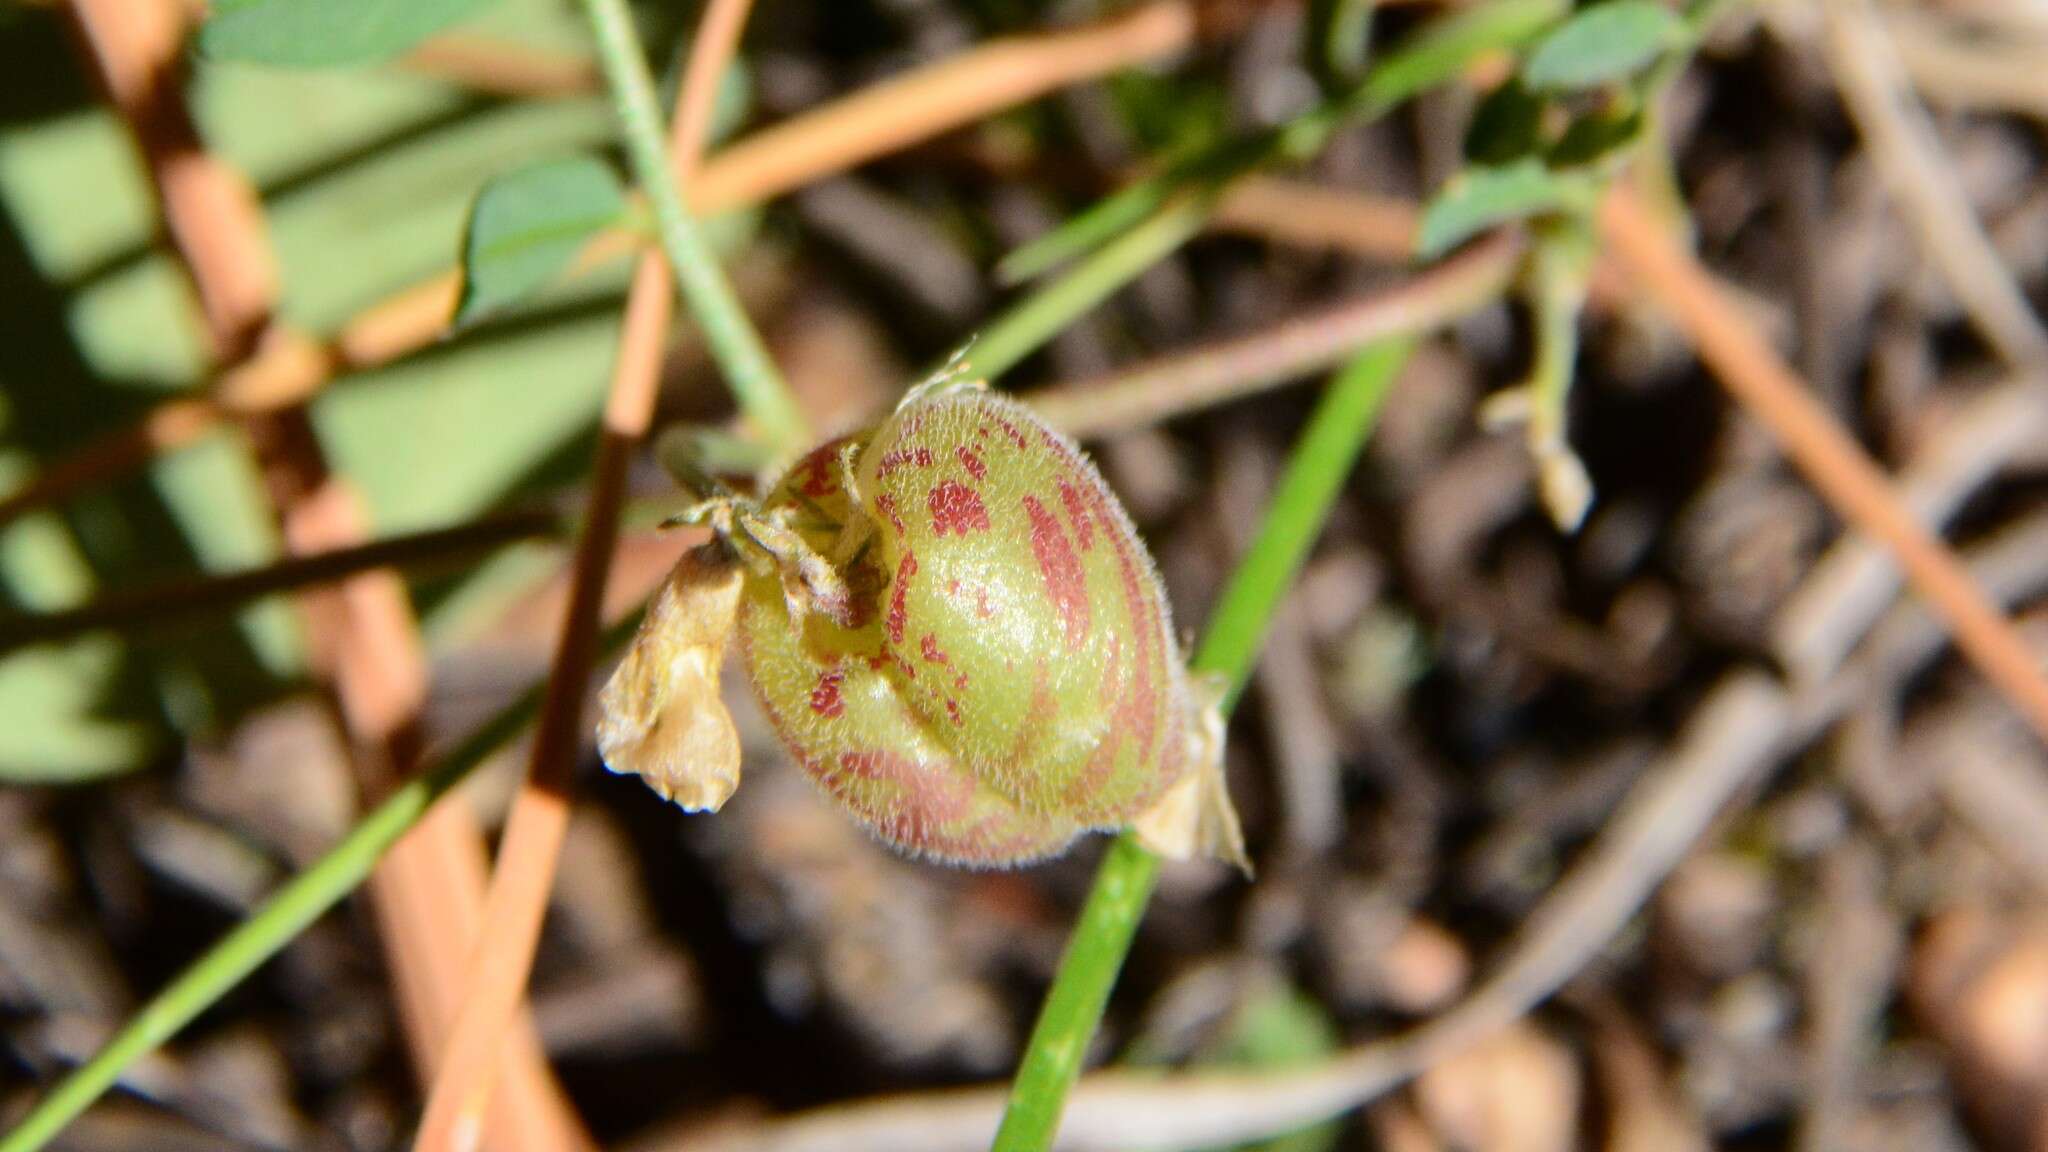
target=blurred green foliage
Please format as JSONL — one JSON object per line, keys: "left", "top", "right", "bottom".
{"left": 202, "top": 0, "right": 499, "bottom": 67}
{"left": 0, "top": 0, "right": 695, "bottom": 779}
{"left": 454, "top": 156, "right": 630, "bottom": 326}
{"left": 1415, "top": 158, "right": 1593, "bottom": 258}
{"left": 1522, "top": 0, "right": 1684, "bottom": 93}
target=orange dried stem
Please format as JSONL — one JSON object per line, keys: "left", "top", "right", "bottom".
{"left": 410, "top": 0, "right": 749, "bottom": 1144}
{"left": 397, "top": 35, "right": 600, "bottom": 98}
{"left": 4, "top": 0, "right": 1207, "bottom": 531}
{"left": 59, "top": 2, "right": 592, "bottom": 1149}
{"left": 1598, "top": 186, "right": 2048, "bottom": 743}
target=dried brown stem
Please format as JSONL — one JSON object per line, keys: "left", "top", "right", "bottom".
{"left": 1887, "top": 9, "right": 2048, "bottom": 120}
{"left": 1771, "top": 376, "right": 2048, "bottom": 682}
{"left": 1819, "top": 0, "right": 2048, "bottom": 364}
{"left": 1208, "top": 177, "right": 1419, "bottom": 261}
{"left": 60, "top": 4, "right": 592, "bottom": 1150}
{"left": 1026, "top": 231, "right": 1520, "bottom": 438}
{"left": 0, "top": 508, "right": 564, "bottom": 654}
{"left": 690, "top": 1, "right": 1197, "bottom": 214}
{"left": 410, "top": 1, "right": 747, "bottom": 1145}
{"left": 3, "top": 0, "right": 1212, "bottom": 536}
{"left": 398, "top": 35, "right": 601, "bottom": 98}
{"left": 1599, "top": 185, "right": 2048, "bottom": 746}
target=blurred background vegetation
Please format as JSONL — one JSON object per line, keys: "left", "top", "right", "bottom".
{"left": 9, "top": 1, "right": 2048, "bottom": 1151}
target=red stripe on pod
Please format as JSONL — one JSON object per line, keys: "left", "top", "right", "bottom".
{"left": 1023, "top": 494, "right": 1091, "bottom": 652}
{"left": 955, "top": 444, "right": 988, "bottom": 480}
{"left": 928, "top": 479, "right": 990, "bottom": 536}
{"left": 875, "top": 492, "right": 906, "bottom": 535}
{"left": 1058, "top": 480, "right": 1096, "bottom": 551}
{"left": 886, "top": 551, "right": 918, "bottom": 645}
{"left": 809, "top": 670, "right": 846, "bottom": 717}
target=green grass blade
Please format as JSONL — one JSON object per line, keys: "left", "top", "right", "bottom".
{"left": 995, "top": 134, "right": 1271, "bottom": 286}
{"left": 996, "top": 178, "right": 1178, "bottom": 286}
{"left": 990, "top": 833, "right": 1163, "bottom": 1152}
{"left": 974, "top": 198, "right": 1210, "bottom": 382}
{"left": 1188, "top": 338, "right": 1414, "bottom": 702}
{"left": 1356, "top": 0, "right": 1569, "bottom": 115}
{"left": 0, "top": 629, "right": 612, "bottom": 1152}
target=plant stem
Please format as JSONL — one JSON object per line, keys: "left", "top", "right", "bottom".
{"left": 973, "top": 197, "right": 1211, "bottom": 381}
{"left": 0, "top": 614, "right": 636, "bottom": 1152}
{"left": 0, "top": 508, "right": 568, "bottom": 656}
{"left": 1187, "top": 337, "right": 1416, "bottom": 705}
{"left": 991, "top": 834, "right": 1163, "bottom": 1152}
{"left": 1026, "top": 233, "right": 1517, "bottom": 439}
{"left": 989, "top": 338, "right": 1415, "bottom": 1152}
{"left": 1601, "top": 184, "right": 2048, "bottom": 746}
{"left": 580, "top": 0, "right": 807, "bottom": 452}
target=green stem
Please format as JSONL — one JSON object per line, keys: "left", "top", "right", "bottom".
{"left": 989, "top": 834, "right": 1163, "bottom": 1152}
{"left": 579, "top": 0, "right": 807, "bottom": 452}
{"left": 0, "top": 615, "right": 640, "bottom": 1152}
{"left": 999, "top": 0, "right": 1567, "bottom": 286}
{"left": 990, "top": 338, "right": 1415, "bottom": 1152}
{"left": 1188, "top": 338, "right": 1416, "bottom": 704}
{"left": 973, "top": 197, "right": 1211, "bottom": 382}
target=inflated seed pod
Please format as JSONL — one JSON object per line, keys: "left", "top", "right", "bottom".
{"left": 598, "top": 382, "right": 1245, "bottom": 870}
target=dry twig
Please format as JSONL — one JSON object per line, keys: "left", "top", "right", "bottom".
{"left": 0, "top": 0, "right": 1215, "bottom": 535}
{"left": 403, "top": 4, "right": 741, "bottom": 1139}
{"left": 409, "top": 3, "right": 747, "bottom": 1148}
{"left": 0, "top": 508, "right": 561, "bottom": 653}
{"left": 61, "top": 4, "right": 591, "bottom": 1150}
{"left": 1887, "top": 9, "right": 2048, "bottom": 120}
{"left": 1771, "top": 376, "right": 2048, "bottom": 682}
{"left": 1599, "top": 186, "right": 2048, "bottom": 747}
{"left": 1027, "top": 232, "right": 1520, "bottom": 437}
{"left": 1819, "top": 0, "right": 2048, "bottom": 364}
{"left": 397, "top": 34, "right": 600, "bottom": 97}
{"left": 1208, "top": 177, "right": 1419, "bottom": 261}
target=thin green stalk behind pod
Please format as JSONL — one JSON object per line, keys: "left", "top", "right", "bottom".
{"left": 991, "top": 338, "right": 1415, "bottom": 1152}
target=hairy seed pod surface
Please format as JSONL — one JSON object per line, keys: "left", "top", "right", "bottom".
{"left": 599, "top": 384, "right": 1244, "bottom": 870}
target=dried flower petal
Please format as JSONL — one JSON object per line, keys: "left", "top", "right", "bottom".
{"left": 596, "top": 544, "right": 745, "bottom": 812}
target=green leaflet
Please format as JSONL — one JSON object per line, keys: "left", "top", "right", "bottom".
{"left": 454, "top": 156, "right": 629, "bottom": 326}
{"left": 200, "top": 0, "right": 499, "bottom": 68}
{"left": 1416, "top": 159, "right": 1594, "bottom": 258}
{"left": 1523, "top": 1, "right": 1686, "bottom": 92}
